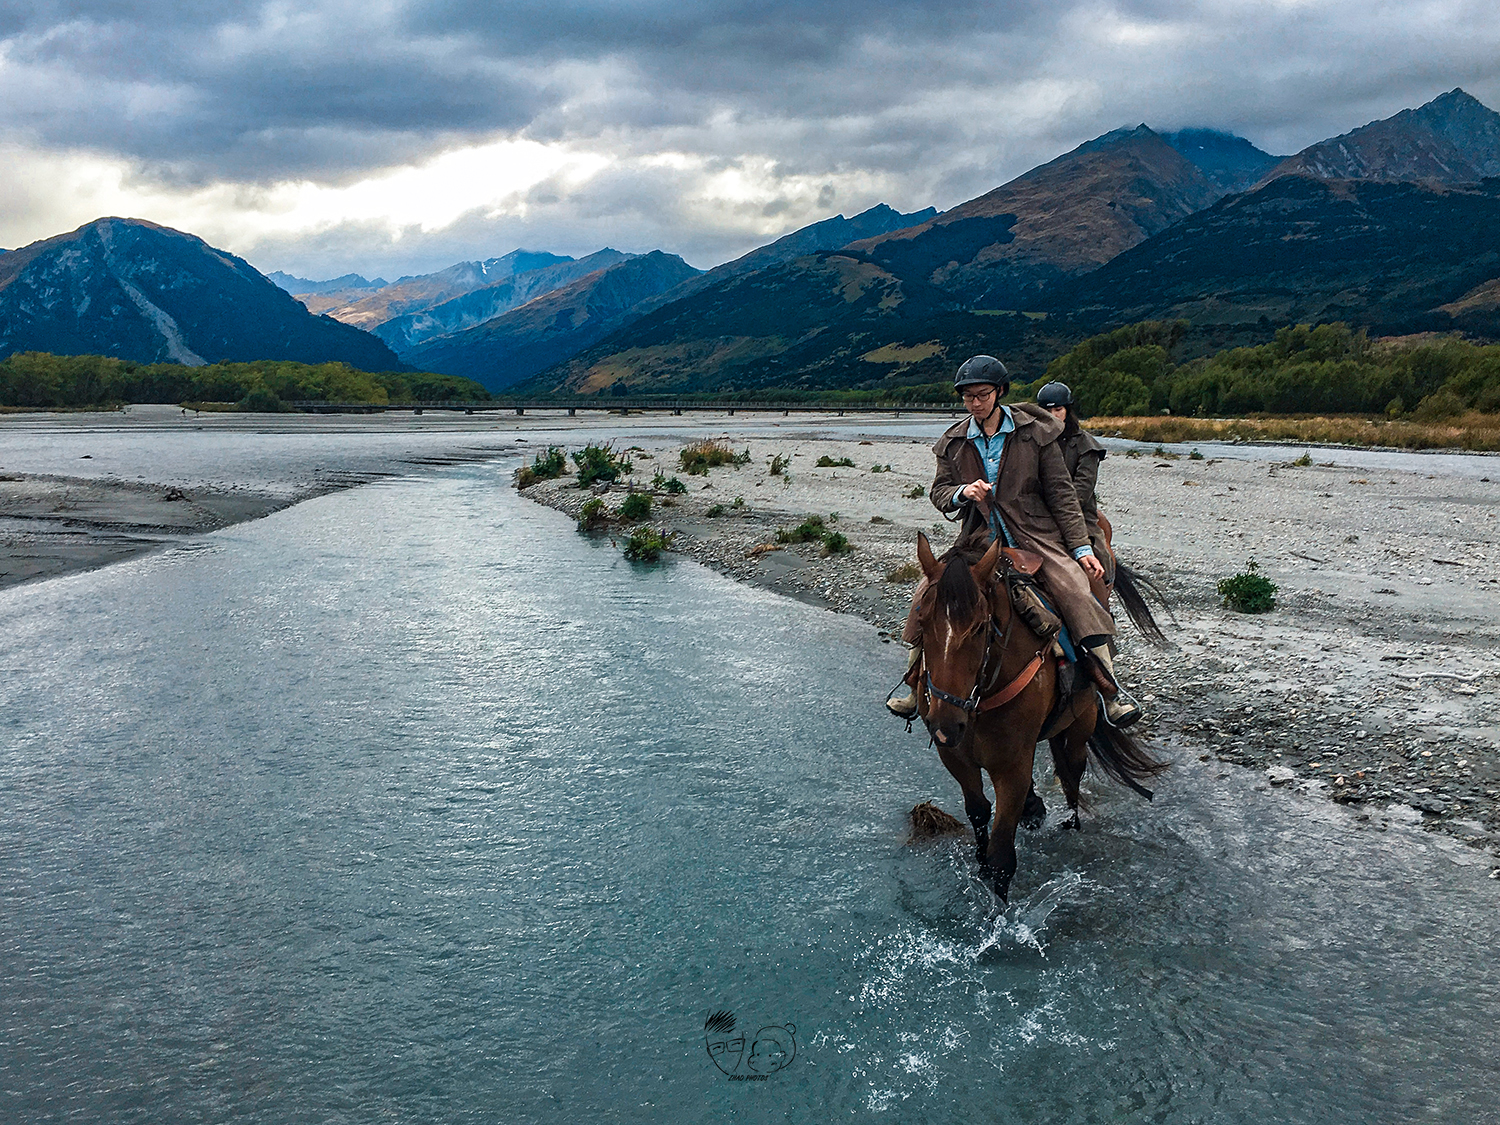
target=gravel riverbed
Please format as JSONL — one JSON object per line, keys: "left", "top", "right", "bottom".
{"left": 523, "top": 435, "right": 1500, "bottom": 859}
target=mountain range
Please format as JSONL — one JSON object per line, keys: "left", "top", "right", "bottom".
{"left": 0, "top": 218, "right": 402, "bottom": 370}
{"left": 8, "top": 87, "right": 1500, "bottom": 389}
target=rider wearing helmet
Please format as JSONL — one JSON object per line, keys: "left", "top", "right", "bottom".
{"left": 887, "top": 356, "right": 1140, "bottom": 727}
{"left": 1036, "top": 381, "right": 1111, "bottom": 583}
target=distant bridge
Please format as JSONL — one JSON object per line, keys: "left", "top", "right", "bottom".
{"left": 289, "top": 399, "right": 965, "bottom": 417}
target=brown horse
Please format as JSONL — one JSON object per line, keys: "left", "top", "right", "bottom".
{"left": 911, "top": 532, "right": 1166, "bottom": 900}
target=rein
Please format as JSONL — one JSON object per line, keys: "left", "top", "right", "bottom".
{"left": 924, "top": 580, "right": 1047, "bottom": 717}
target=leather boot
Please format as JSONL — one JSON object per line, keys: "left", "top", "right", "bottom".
{"left": 886, "top": 644, "right": 922, "bottom": 718}
{"left": 1088, "top": 644, "right": 1142, "bottom": 729}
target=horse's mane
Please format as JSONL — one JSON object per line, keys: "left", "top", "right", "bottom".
{"left": 934, "top": 548, "right": 982, "bottom": 621}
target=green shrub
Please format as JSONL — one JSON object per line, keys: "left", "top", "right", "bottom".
{"left": 532, "top": 445, "right": 566, "bottom": 478}
{"left": 705, "top": 503, "right": 727, "bottom": 517}
{"left": 1218, "top": 561, "right": 1277, "bottom": 613}
{"left": 870, "top": 463, "right": 893, "bottom": 473}
{"left": 573, "top": 443, "right": 630, "bottom": 487}
{"left": 662, "top": 476, "right": 687, "bottom": 495}
{"left": 1291, "top": 452, "right": 1313, "bottom": 467}
{"left": 618, "top": 492, "right": 652, "bottom": 521}
{"left": 1188, "top": 448, "right": 1204, "bottom": 460}
{"left": 886, "top": 562, "right": 922, "bottom": 582}
{"left": 815, "top": 455, "right": 855, "bottom": 468}
{"left": 577, "top": 498, "right": 609, "bottom": 531}
{"left": 680, "top": 439, "right": 749, "bottom": 474}
{"left": 731, "top": 496, "right": 746, "bottom": 509}
{"left": 906, "top": 485, "right": 925, "bottom": 498}
{"left": 776, "top": 515, "right": 826, "bottom": 544}
{"left": 238, "top": 387, "right": 284, "bottom": 413}
{"left": 768, "top": 453, "right": 791, "bottom": 476}
{"left": 623, "top": 526, "right": 673, "bottom": 561}
{"left": 821, "top": 531, "right": 851, "bottom": 555}
{"left": 518, "top": 445, "right": 566, "bottom": 487}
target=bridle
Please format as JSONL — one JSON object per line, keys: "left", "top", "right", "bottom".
{"left": 922, "top": 573, "right": 1047, "bottom": 719}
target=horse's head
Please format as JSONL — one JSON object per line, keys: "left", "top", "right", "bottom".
{"left": 914, "top": 533, "right": 1004, "bottom": 749}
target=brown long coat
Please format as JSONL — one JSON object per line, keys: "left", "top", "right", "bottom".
{"left": 906, "top": 403, "right": 1114, "bottom": 643}
{"left": 1059, "top": 427, "right": 1111, "bottom": 575}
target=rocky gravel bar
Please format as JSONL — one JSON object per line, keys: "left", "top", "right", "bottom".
{"left": 522, "top": 435, "right": 1500, "bottom": 863}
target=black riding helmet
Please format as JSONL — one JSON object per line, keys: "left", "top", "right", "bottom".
{"left": 954, "top": 355, "right": 1010, "bottom": 394}
{"left": 1036, "top": 381, "right": 1074, "bottom": 408}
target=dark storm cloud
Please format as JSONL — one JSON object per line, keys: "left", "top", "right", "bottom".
{"left": 4, "top": 0, "right": 1500, "bottom": 277}
{"left": 0, "top": 0, "right": 1059, "bottom": 181}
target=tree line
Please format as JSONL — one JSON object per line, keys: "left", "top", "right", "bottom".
{"left": 1024, "top": 321, "right": 1500, "bottom": 419}
{"left": 0, "top": 353, "right": 489, "bottom": 409}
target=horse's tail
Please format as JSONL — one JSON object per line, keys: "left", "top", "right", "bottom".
{"left": 1087, "top": 717, "right": 1169, "bottom": 800}
{"left": 1113, "top": 560, "right": 1173, "bottom": 648}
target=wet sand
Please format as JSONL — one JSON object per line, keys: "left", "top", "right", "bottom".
{"left": 521, "top": 435, "right": 1500, "bottom": 858}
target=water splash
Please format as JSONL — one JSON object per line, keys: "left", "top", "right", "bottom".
{"left": 978, "top": 870, "right": 1089, "bottom": 957}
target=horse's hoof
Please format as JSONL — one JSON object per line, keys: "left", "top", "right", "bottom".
{"left": 1062, "top": 811, "right": 1081, "bottom": 832}
{"left": 1020, "top": 790, "right": 1047, "bottom": 831}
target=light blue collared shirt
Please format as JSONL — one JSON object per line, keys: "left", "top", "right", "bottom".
{"left": 954, "top": 407, "right": 1093, "bottom": 559}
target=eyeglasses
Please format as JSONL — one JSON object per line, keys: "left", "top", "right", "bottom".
{"left": 960, "top": 389, "right": 996, "bottom": 403}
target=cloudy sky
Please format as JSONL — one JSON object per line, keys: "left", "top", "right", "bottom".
{"left": 1, "top": 1, "right": 1497, "bottom": 280}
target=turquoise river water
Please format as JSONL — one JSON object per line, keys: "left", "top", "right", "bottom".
{"left": 2, "top": 458, "right": 1498, "bottom": 1123}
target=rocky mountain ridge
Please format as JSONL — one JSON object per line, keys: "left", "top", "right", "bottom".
{"left": 1261, "top": 88, "right": 1500, "bottom": 185}
{"left": 405, "top": 251, "right": 702, "bottom": 390}
{"left": 847, "top": 125, "right": 1222, "bottom": 308}
{"left": 0, "top": 218, "right": 402, "bottom": 371}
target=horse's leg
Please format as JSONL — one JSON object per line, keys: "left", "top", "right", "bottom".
{"left": 1020, "top": 781, "right": 1047, "bottom": 831}
{"left": 937, "top": 745, "right": 992, "bottom": 869}
{"left": 1050, "top": 718, "right": 1091, "bottom": 831}
{"left": 985, "top": 747, "right": 1036, "bottom": 902}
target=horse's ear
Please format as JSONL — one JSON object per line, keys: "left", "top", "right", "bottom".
{"left": 916, "top": 532, "right": 940, "bottom": 580}
{"left": 973, "top": 539, "right": 1002, "bottom": 588}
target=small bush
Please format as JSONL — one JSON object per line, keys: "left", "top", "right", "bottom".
{"left": 517, "top": 445, "right": 566, "bottom": 488}
{"left": 768, "top": 453, "right": 791, "bottom": 476}
{"left": 1188, "top": 448, "right": 1204, "bottom": 460}
{"left": 623, "top": 525, "right": 673, "bottom": 561}
{"left": 1218, "top": 561, "right": 1277, "bottom": 613}
{"left": 1291, "top": 452, "right": 1313, "bottom": 467}
{"left": 662, "top": 476, "right": 687, "bottom": 495}
{"left": 705, "top": 503, "right": 727, "bottom": 517}
{"left": 870, "top": 515, "right": 890, "bottom": 524}
{"left": 887, "top": 562, "right": 922, "bottom": 582}
{"left": 1125, "top": 448, "right": 1143, "bottom": 459}
{"left": 870, "top": 463, "right": 893, "bottom": 473}
{"left": 815, "top": 455, "right": 855, "bottom": 468}
{"left": 906, "top": 485, "right": 925, "bottom": 498}
{"left": 776, "top": 515, "right": 826, "bottom": 544}
{"left": 238, "top": 387, "right": 284, "bottom": 413}
{"left": 618, "top": 492, "right": 652, "bottom": 521}
{"left": 573, "top": 442, "right": 630, "bottom": 487}
{"left": 731, "top": 496, "right": 746, "bottom": 509}
{"left": 821, "top": 531, "right": 851, "bottom": 555}
{"left": 680, "top": 439, "right": 749, "bottom": 475}
{"left": 532, "top": 445, "right": 566, "bottom": 478}
{"left": 577, "top": 498, "right": 609, "bottom": 531}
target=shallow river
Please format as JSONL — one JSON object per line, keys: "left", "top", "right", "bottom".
{"left": 2, "top": 458, "right": 1498, "bottom": 1123}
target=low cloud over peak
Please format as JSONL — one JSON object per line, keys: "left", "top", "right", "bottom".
{"left": 2, "top": 1, "right": 1498, "bottom": 278}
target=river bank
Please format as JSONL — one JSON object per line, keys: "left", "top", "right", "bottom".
{"left": 521, "top": 435, "right": 1500, "bottom": 859}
